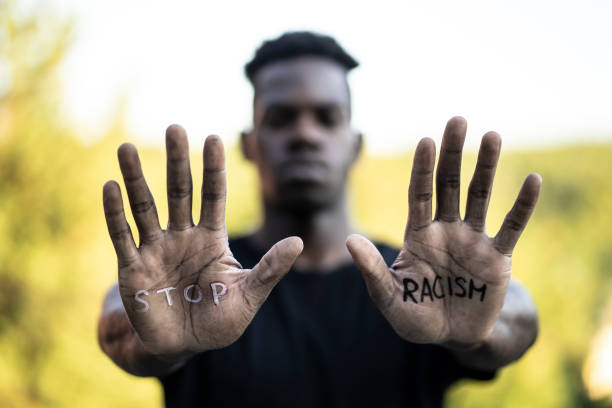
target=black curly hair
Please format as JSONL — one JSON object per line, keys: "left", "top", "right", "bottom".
{"left": 245, "top": 31, "right": 359, "bottom": 83}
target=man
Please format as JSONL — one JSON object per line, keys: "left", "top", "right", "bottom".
{"left": 99, "top": 32, "right": 541, "bottom": 407}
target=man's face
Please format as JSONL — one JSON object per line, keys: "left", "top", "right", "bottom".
{"left": 245, "top": 56, "right": 361, "bottom": 213}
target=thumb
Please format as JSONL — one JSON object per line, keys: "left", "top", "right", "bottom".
{"left": 346, "top": 234, "right": 394, "bottom": 310}
{"left": 246, "top": 236, "right": 303, "bottom": 307}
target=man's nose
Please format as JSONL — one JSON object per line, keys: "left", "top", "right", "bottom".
{"left": 288, "top": 112, "right": 322, "bottom": 151}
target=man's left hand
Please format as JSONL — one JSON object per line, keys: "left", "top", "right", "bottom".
{"left": 346, "top": 116, "right": 541, "bottom": 348}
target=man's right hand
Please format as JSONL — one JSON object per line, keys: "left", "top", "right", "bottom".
{"left": 102, "top": 125, "right": 302, "bottom": 363}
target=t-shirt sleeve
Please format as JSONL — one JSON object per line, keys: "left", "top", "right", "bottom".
{"left": 397, "top": 343, "right": 497, "bottom": 408}
{"left": 413, "top": 343, "right": 497, "bottom": 396}
{"left": 431, "top": 344, "right": 497, "bottom": 382}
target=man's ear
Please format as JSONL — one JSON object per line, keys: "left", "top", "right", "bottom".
{"left": 240, "top": 130, "right": 257, "bottom": 162}
{"left": 350, "top": 131, "right": 363, "bottom": 164}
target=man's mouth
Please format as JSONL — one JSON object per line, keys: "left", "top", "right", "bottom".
{"left": 278, "top": 159, "right": 329, "bottom": 183}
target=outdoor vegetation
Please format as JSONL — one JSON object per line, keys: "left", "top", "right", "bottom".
{"left": 1, "top": 2, "right": 611, "bottom": 407}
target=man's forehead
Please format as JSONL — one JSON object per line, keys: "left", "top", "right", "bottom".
{"left": 253, "top": 56, "right": 350, "bottom": 107}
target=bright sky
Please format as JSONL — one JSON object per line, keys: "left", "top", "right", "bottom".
{"left": 51, "top": 0, "right": 612, "bottom": 153}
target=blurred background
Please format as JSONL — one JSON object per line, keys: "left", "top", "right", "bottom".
{"left": 0, "top": 0, "right": 611, "bottom": 406}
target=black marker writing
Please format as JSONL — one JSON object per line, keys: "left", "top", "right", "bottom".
{"left": 469, "top": 279, "right": 487, "bottom": 301}
{"left": 402, "top": 276, "right": 486, "bottom": 304}
{"left": 433, "top": 276, "right": 445, "bottom": 299}
{"left": 420, "top": 278, "right": 434, "bottom": 302}
{"left": 454, "top": 276, "right": 467, "bottom": 298}
{"left": 403, "top": 278, "right": 419, "bottom": 303}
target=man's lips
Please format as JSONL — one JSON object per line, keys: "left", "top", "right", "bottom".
{"left": 277, "top": 159, "right": 329, "bottom": 182}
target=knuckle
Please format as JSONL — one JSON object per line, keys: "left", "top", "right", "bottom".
{"left": 468, "top": 186, "right": 489, "bottom": 199}
{"left": 442, "top": 147, "right": 462, "bottom": 155}
{"left": 200, "top": 223, "right": 225, "bottom": 232}
{"left": 256, "top": 273, "right": 275, "bottom": 287}
{"left": 468, "top": 219, "right": 485, "bottom": 231}
{"left": 411, "top": 169, "right": 433, "bottom": 177}
{"left": 168, "top": 186, "right": 192, "bottom": 200}
{"left": 437, "top": 214, "right": 460, "bottom": 222}
{"left": 124, "top": 173, "right": 145, "bottom": 184}
{"left": 118, "top": 256, "right": 139, "bottom": 268}
{"left": 504, "top": 216, "right": 523, "bottom": 231}
{"left": 409, "top": 222, "right": 429, "bottom": 232}
{"left": 105, "top": 207, "right": 125, "bottom": 218}
{"left": 132, "top": 199, "right": 155, "bottom": 214}
{"left": 413, "top": 192, "right": 432, "bottom": 202}
{"left": 109, "top": 227, "right": 130, "bottom": 241}
{"left": 477, "top": 162, "right": 496, "bottom": 171}
{"left": 517, "top": 198, "right": 536, "bottom": 210}
{"left": 202, "top": 191, "right": 226, "bottom": 202}
{"left": 141, "top": 230, "right": 164, "bottom": 243}
{"left": 442, "top": 173, "right": 460, "bottom": 189}
{"left": 203, "top": 168, "right": 225, "bottom": 176}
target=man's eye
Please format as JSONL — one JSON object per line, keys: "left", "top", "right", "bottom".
{"left": 316, "top": 108, "right": 339, "bottom": 128}
{"left": 266, "top": 108, "right": 295, "bottom": 128}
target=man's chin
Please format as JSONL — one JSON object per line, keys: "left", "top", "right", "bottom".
{"left": 276, "top": 183, "right": 337, "bottom": 213}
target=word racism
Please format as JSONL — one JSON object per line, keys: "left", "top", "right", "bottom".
{"left": 134, "top": 282, "right": 227, "bottom": 312}
{"left": 403, "top": 276, "right": 487, "bottom": 304}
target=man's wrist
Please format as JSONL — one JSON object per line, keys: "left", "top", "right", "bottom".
{"left": 128, "top": 333, "right": 199, "bottom": 377}
{"left": 440, "top": 338, "right": 487, "bottom": 353}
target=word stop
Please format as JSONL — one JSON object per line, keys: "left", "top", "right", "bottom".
{"left": 134, "top": 282, "right": 227, "bottom": 312}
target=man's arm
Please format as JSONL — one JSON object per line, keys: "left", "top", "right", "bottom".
{"left": 446, "top": 280, "right": 538, "bottom": 371}
{"left": 97, "top": 284, "right": 188, "bottom": 377}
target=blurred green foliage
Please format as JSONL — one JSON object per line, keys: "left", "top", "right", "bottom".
{"left": 1, "top": 1, "right": 611, "bottom": 407}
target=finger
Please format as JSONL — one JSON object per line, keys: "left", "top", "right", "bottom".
{"left": 247, "top": 237, "right": 303, "bottom": 307}
{"left": 198, "top": 135, "right": 227, "bottom": 231}
{"left": 435, "top": 116, "right": 467, "bottom": 222}
{"left": 166, "top": 124, "right": 194, "bottom": 230}
{"left": 464, "top": 132, "right": 501, "bottom": 231}
{"left": 103, "top": 181, "right": 139, "bottom": 267}
{"left": 494, "top": 173, "right": 542, "bottom": 255}
{"left": 346, "top": 234, "right": 394, "bottom": 312}
{"left": 117, "top": 143, "right": 162, "bottom": 243}
{"left": 407, "top": 138, "right": 435, "bottom": 233}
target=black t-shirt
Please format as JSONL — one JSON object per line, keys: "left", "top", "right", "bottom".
{"left": 160, "top": 236, "right": 495, "bottom": 408}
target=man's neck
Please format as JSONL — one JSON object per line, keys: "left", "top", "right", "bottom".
{"left": 251, "top": 196, "right": 354, "bottom": 273}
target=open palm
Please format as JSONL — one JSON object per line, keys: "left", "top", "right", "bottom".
{"left": 103, "top": 125, "right": 302, "bottom": 358}
{"left": 347, "top": 117, "right": 541, "bottom": 347}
